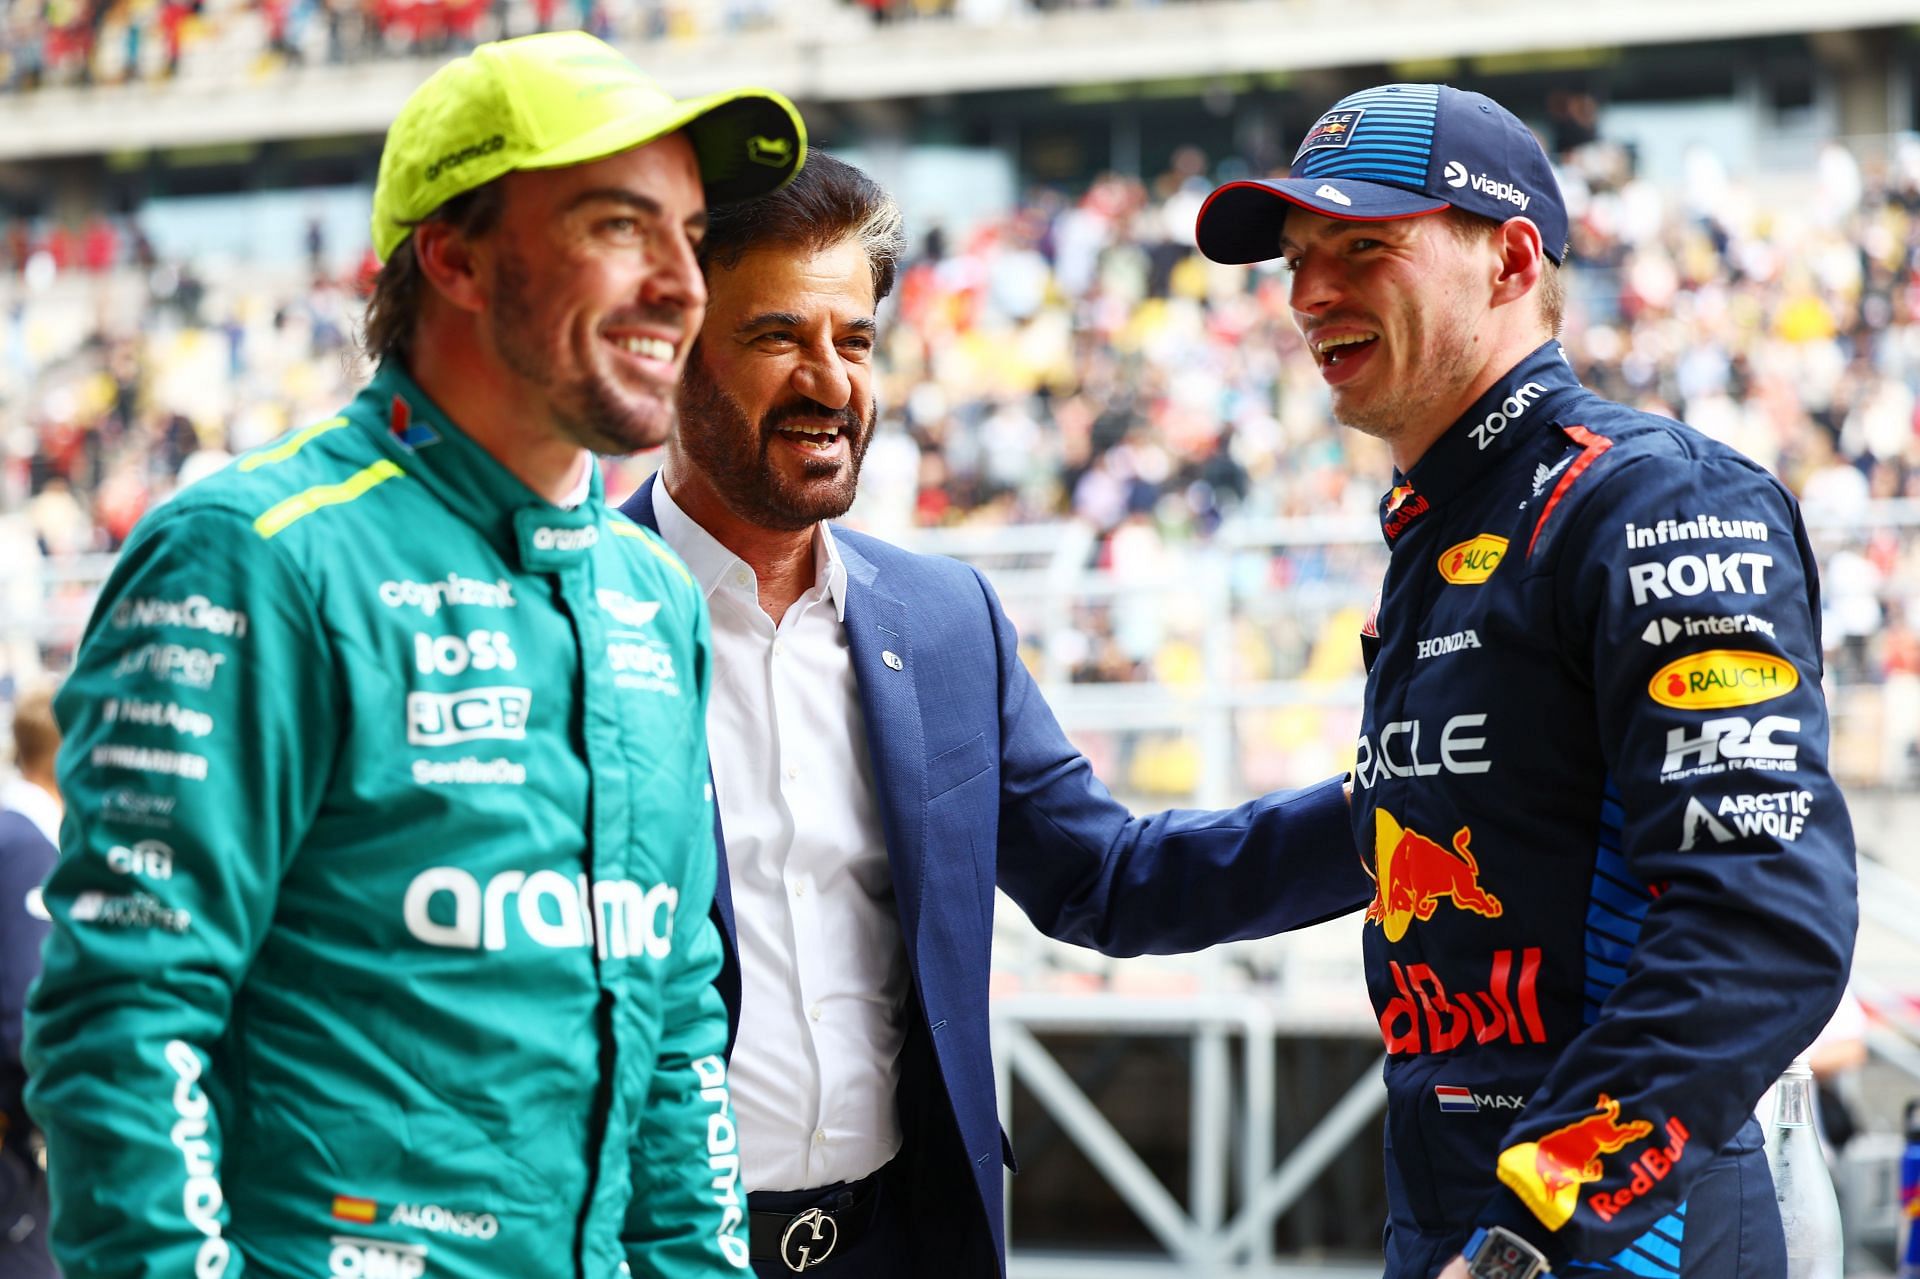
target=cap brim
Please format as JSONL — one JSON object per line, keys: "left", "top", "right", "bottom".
{"left": 523, "top": 86, "right": 806, "bottom": 207}
{"left": 1195, "top": 178, "right": 1449, "bottom": 264}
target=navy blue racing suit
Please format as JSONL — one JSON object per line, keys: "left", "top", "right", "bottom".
{"left": 1351, "top": 340, "right": 1856, "bottom": 1277}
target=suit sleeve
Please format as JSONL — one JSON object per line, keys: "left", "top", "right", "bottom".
{"left": 1476, "top": 453, "right": 1856, "bottom": 1262}
{"left": 976, "top": 566, "right": 1372, "bottom": 955}
{"left": 23, "top": 503, "right": 337, "bottom": 1279}
{"left": 623, "top": 598, "right": 749, "bottom": 1275}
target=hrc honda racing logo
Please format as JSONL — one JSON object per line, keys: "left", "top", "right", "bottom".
{"left": 403, "top": 867, "right": 677, "bottom": 961}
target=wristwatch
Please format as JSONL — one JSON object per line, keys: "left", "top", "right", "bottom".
{"left": 1464, "top": 1226, "right": 1552, "bottom": 1279}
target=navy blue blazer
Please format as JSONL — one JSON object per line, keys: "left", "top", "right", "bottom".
{"left": 621, "top": 475, "right": 1370, "bottom": 1275}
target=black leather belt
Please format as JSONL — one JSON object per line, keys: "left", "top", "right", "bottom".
{"left": 746, "top": 1166, "right": 886, "bottom": 1272}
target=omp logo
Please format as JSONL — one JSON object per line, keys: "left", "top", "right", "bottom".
{"left": 1469, "top": 382, "right": 1546, "bottom": 449}
{"left": 531, "top": 525, "right": 599, "bottom": 552}
{"left": 693, "top": 1055, "right": 751, "bottom": 1267}
{"left": 1353, "top": 713, "right": 1490, "bottom": 790}
{"left": 1648, "top": 650, "right": 1797, "bottom": 710}
{"left": 413, "top": 631, "right": 518, "bottom": 676}
{"left": 378, "top": 575, "right": 516, "bottom": 617}
{"left": 1444, "top": 161, "right": 1532, "bottom": 210}
{"left": 405, "top": 688, "right": 531, "bottom": 747}
{"left": 1438, "top": 535, "right": 1508, "bottom": 585}
{"left": 1314, "top": 183, "right": 1352, "bottom": 207}
{"left": 107, "top": 839, "right": 174, "bottom": 879}
{"left": 597, "top": 589, "right": 661, "bottom": 629}
{"left": 424, "top": 133, "right": 503, "bottom": 181}
{"left": 1660, "top": 715, "right": 1799, "bottom": 780}
{"left": 328, "top": 1235, "right": 426, "bottom": 1279}
{"left": 167, "top": 1040, "right": 231, "bottom": 1279}
{"left": 1497, "top": 1095, "right": 1653, "bottom": 1231}
{"left": 103, "top": 697, "right": 214, "bottom": 738}
{"left": 1627, "top": 553, "right": 1772, "bottom": 605}
{"left": 389, "top": 1204, "right": 500, "bottom": 1241}
{"left": 112, "top": 595, "right": 249, "bottom": 638}
{"left": 403, "top": 867, "right": 677, "bottom": 960}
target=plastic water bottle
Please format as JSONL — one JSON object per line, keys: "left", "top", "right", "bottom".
{"left": 1764, "top": 1055, "right": 1843, "bottom": 1279}
{"left": 1897, "top": 1097, "right": 1920, "bottom": 1279}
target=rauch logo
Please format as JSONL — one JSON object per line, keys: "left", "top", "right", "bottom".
{"left": 1647, "top": 650, "right": 1797, "bottom": 710}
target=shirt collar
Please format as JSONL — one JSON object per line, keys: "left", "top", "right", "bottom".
{"left": 652, "top": 478, "right": 849, "bottom": 622}
{"left": 1378, "top": 339, "right": 1587, "bottom": 543}
{"left": 355, "top": 362, "right": 606, "bottom": 574}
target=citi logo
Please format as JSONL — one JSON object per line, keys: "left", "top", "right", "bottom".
{"left": 403, "top": 866, "right": 677, "bottom": 960}
{"left": 1443, "top": 160, "right": 1531, "bottom": 211}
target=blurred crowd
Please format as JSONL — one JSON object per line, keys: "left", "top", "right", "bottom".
{"left": 0, "top": 0, "right": 784, "bottom": 91}
{"left": 4, "top": 131, "right": 1920, "bottom": 788}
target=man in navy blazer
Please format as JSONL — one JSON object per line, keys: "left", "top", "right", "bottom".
{"left": 620, "top": 153, "right": 1369, "bottom": 1278}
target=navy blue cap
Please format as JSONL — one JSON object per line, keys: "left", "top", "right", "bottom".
{"left": 1196, "top": 83, "right": 1568, "bottom": 266}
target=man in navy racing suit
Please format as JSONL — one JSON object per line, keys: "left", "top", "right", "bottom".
{"left": 1196, "top": 84, "right": 1855, "bottom": 1279}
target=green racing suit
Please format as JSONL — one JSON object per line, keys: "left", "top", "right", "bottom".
{"left": 24, "top": 362, "right": 748, "bottom": 1279}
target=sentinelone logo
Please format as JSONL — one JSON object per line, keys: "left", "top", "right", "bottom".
{"left": 1444, "top": 160, "right": 1531, "bottom": 211}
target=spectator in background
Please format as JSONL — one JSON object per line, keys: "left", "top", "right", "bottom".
{"left": 0, "top": 684, "right": 60, "bottom": 1279}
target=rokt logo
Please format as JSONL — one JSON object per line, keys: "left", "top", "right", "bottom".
{"left": 1438, "top": 535, "right": 1507, "bottom": 585}
{"left": 403, "top": 867, "right": 677, "bottom": 960}
{"left": 1648, "top": 650, "right": 1797, "bottom": 710}
{"left": 1496, "top": 1094, "right": 1653, "bottom": 1231}
{"left": 1366, "top": 811, "right": 1502, "bottom": 942}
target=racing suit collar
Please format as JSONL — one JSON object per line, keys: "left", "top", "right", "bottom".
{"left": 357, "top": 362, "right": 608, "bottom": 574}
{"left": 1389, "top": 340, "right": 1584, "bottom": 516}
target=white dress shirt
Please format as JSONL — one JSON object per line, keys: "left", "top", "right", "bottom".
{"left": 653, "top": 481, "right": 909, "bottom": 1192}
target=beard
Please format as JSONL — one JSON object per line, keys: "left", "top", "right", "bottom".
{"left": 675, "top": 349, "right": 876, "bottom": 532}
{"left": 490, "top": 246, "right": 682, "bottom": 455}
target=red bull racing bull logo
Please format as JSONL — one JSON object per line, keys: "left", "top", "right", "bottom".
{"left": 1496, "top": 1094, "right": 1654, "bottom": 1231}
{"left": 1367, "top": 811, "right": 1503, "bottom": 942}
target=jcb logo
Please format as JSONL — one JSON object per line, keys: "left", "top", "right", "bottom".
{"left": 414, "top": 631, "right": 517, "bottom": 676}
{"left": 1437, "top": 535, "right": 1508, "bottom": 585}
{"left": 405, "top": 688, "right": 531, "bottom": 746}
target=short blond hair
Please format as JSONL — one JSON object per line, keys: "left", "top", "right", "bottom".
{"left": 1441, "top": 207, "right": 1564, "bottom": 336}
{"left": 10, "top": 684, "right": 59, "bottom": 774}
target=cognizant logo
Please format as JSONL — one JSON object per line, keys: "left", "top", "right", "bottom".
{"left": 403, "top": 868, "right": 676, "bottom": 960}
{"left": 166, "top": 1040, "right": 231, "bottom": 1279}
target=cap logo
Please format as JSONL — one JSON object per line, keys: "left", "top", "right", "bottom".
{"left": 1443, "top": 161, "right": 1469, "bottom": 188}
{"left": 424, "top": 134, "right": 506, "bottom": 183}
{"left": 1294, "top": 109, "right": 1365, "bottom": 160}
{"left": 1315, "top": 184, "right": 1352, "bottom": 207}
{"left": 747, "top": 135, "right": 792, "bottom": 168}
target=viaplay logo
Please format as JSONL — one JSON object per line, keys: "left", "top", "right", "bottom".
{"left": 1442, "top": 159, "right": 1532, "bottom": 211}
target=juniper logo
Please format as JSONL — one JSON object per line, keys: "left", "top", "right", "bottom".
{"left": 425, "top": 134, "right": 505, "bottom": 182}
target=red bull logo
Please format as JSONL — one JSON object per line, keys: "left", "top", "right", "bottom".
{"left": 1367, "top": 811, "right": 1503, "bottom": 942}
{"left": 1379, "top": 947, "right": 1547, "bottom": 1056}
{"left": 1496, "top": 1095, "right": 1654, "bottom": 1231}
{"left": 1382, "top": 485, "right": 1430, "bottom": 541}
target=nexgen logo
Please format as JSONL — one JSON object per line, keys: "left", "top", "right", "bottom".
{"left": 1438, "top": 535, "right": 1508, "bottom": 585}
{"left": 1648, "top": 650, "right": 1797, "bottom": 710}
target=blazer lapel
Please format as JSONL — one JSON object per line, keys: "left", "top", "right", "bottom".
{"left": 837, "top": 538, "right": 928, "bottom": 945}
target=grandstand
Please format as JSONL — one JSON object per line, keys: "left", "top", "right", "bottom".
{"left": 4, "top": 4, "right": 1920, "bottom": 1274}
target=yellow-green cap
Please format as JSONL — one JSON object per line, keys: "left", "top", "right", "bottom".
{"left": 370, "top": 30, "right": 806, "bottom": 261}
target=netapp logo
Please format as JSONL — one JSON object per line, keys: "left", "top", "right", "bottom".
{"left": 425, "top": 134, "right": 505, "bottom": 182}
{"left": 1443, "top": 160, "right": 1531, "bottom": 211}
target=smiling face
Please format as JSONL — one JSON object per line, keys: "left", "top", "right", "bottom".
{"left": 670, "top": 234, "right": 878, "bottom": 532}
{"left": 1282, "top": 208, "right": 1498, "bottom": 450}
{"left": 481, "top": 133, "right": 708, "bottom": 455}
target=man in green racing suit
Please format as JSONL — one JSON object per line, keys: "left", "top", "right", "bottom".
{"left": 24, "top": 32, "right": 806, "bottom": 1279}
